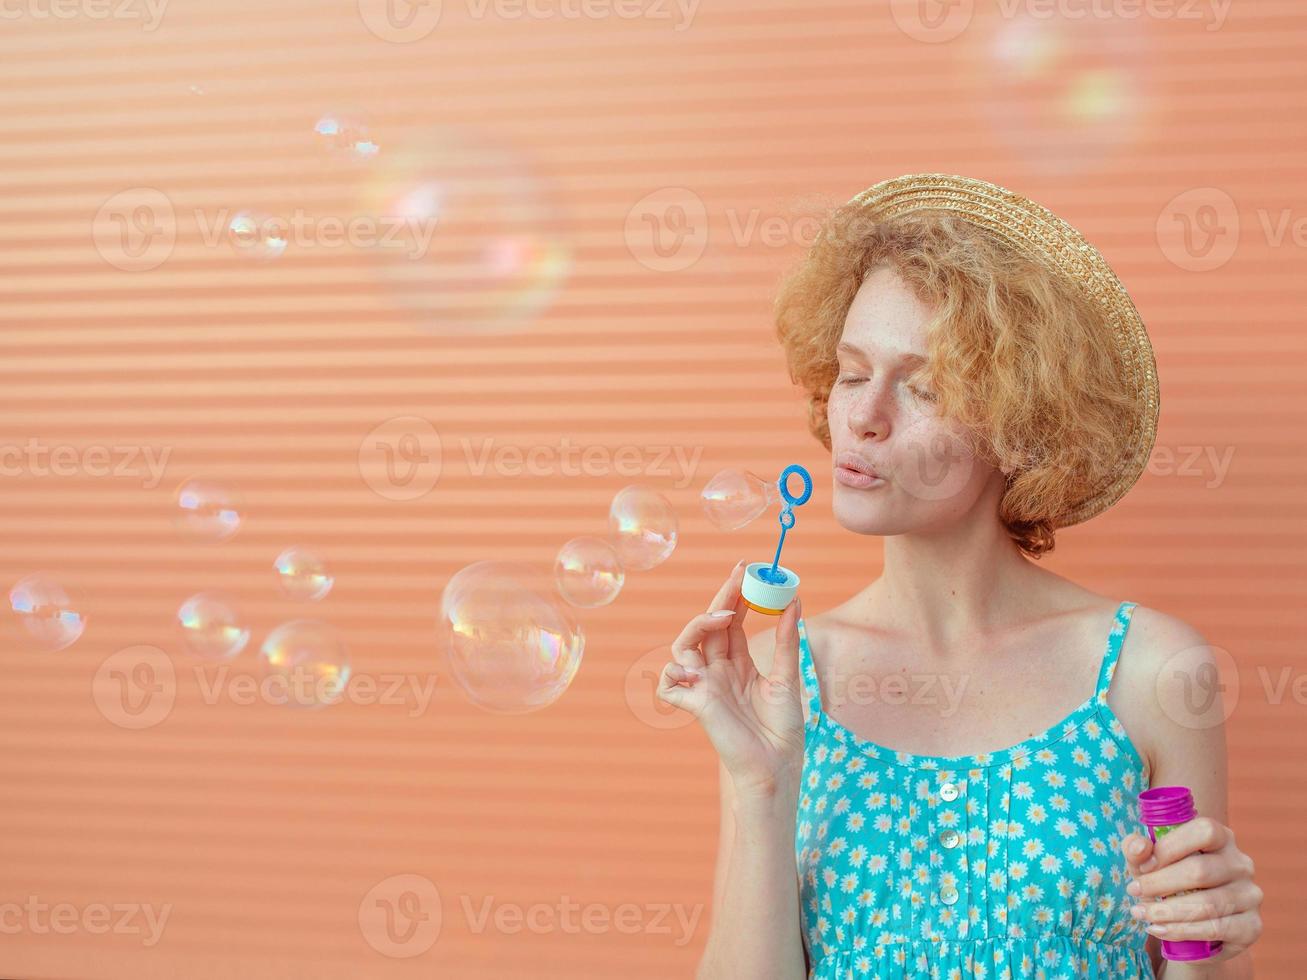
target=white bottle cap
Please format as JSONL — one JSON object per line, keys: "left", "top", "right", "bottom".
{"left": 741, "top": 562, "right": 800, "bottom": 614}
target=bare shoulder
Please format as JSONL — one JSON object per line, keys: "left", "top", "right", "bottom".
{"left": 1110, "top": 601, "right": 1222, "bottom": 781}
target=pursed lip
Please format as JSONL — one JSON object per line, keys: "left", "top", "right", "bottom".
{"left": 835, "top": 452, "right": 884, "bottom": 480}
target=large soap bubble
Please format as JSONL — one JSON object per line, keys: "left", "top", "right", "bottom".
{"left": 438, "top": 561, "right": 584, "bottom": 714}
{"left": 356, "top": 126, "right": 572, "bottom": 334}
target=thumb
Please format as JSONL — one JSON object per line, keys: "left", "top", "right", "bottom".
{"left": 1123, "top": 831, "right": 1154, "bottom": 877}
{"left": 769, "top": 596, "right": 803, "bottom": 688}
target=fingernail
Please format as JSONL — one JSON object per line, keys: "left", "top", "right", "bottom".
{"left": 1126, "top": 881, "right": 1141, "bottom": 897}
{"left": 1129, "top": 839, "right": 1144, "bottom": 856}
{"left": 1139, "top": 858, "right": 1157, "bottom": 873}
{"left": 1129, "top": 905, "right": 1145, "bottom": 920}
{"left": 1146, "top": 925, "right": 1168, "bottom": 936}
{"left": 683, "top": 665, "right": 702, "bottom": 677}
{"left": 710, "top": 610, "right": 736, "bottom": 618}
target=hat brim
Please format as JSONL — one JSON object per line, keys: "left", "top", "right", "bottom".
{"left": 848, "top": 173, "right": 1159, "bottom": 528}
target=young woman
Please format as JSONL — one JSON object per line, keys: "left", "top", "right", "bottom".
{"left": 658, "top": 175, "right": 1263, "bottom": 979}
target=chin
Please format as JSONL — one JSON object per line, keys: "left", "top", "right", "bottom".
{"left": 832, "top": 494, "right": 900, "bottom": 536}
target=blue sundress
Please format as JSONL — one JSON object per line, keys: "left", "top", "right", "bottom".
{"left": 794, "top": 600, "right": 1154, "bottom": 978}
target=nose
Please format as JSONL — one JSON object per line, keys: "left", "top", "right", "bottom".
{"left": 844, "top": 376, "right": 894, "bottom": 441}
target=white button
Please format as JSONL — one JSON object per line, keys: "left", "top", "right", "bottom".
{"left": 939, "top": 782, "right": 959, "bottom": 801}
{"left": 939, "top": 829, "right": 960, "bottom": 848}
{"left": 940, "top": 886, "right": 959, "bottom": 905}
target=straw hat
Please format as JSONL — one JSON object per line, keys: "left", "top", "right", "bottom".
{"left": 846, "top": 173, "right": 1160, "bottom": 528}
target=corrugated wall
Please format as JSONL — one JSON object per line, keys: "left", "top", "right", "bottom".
{"left": 0, "top": 0, "right": 1302, "bottom": 976}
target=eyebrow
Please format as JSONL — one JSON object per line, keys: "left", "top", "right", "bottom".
{"left": 836, "top": 340, "right": 927, "bottom": 367}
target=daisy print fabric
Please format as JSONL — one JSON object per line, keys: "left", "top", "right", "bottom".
{"left": 793, "top": 601, "right": 1154, "bottom": 979}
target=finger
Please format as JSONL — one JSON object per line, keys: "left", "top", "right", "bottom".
{"left": 1132, "top": 881, "right": 1259, "bottom": 929}
{"left": 655, "top": 661, "right": 700, "bottom": 712}
{"left": 1130, "top": 852, "right": 1229, "bottom": 900}
{"left": 1140, "top": 816, "right": 1230, "bottom": 873}
{"left": 703, "top": 561, "right": 749, "bottom": 665}
{"left": 769, "top": 596, "right": 802, "bottom": 688}
{"left": 664, "top": 662, "right": 703, "bottom": 687}
{"left": 707, "top": 559, "right": 747, "bottom": 613}
{"left": 1141, "top": 908, "right": 1258, "bottom": 945}
{"left": 671, "top": 610, "right": 738, "bottom": 670}
{"left": 1123, "top": 832, "right": 1154, "bottom": 878}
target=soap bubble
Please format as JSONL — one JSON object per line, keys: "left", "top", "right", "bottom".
{"left": 554, "top": 536, "right": 624, "bottom": 608}
{"left": 174, "top": 479, "right": 244, "bottom": 543}
{"left": 608, "top": 485, "right": 677, "bottom": 571}
{"left": 259, "top": 620, "right": 351, "bottom": 709}
{"left": 314, "top": 110, "right": 380, "bottom": 164}
{"left": 438, "top": 561, "right": 584, "bottom": 714}
{"left": 274, "top": 547, "right": 334, "bottom": 601}
{"left": 356, "top": 126, "right": 572, "bottom": 334}
{"left": 700, "top": 468, "right": 781, "bottom": 531}
{"left": 176, "top": 592, "right": 249, "bottom": 661}
{"left": 978, "top": 13, "right": 1153, "bottom": 175}
{"left": 228, "top": 211, "right": 287, "bottom": 261}
{"left": 8, "top": 575, "right": 86, "bottom": 651}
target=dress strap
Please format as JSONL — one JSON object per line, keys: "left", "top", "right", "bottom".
{"left": 1094, "top": 600, "right": 1138, "bottom": 704}
{"left": 796, "top": 617, "right": 822, "bottom": 719}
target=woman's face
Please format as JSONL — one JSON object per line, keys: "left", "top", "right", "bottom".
{"left": 828, "top": 264, "right": 1003, "bottom": 536}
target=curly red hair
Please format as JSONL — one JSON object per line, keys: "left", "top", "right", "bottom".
{"left": 773, "top": 205, "right": 1141, "bottom": 559}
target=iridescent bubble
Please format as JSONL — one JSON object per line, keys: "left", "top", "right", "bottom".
{"left": 274, "top": 547, "right": 334, "bottom": 602}
{"left": 608, "top": 485, "right": 677, "bottom": 572}
{"left": 554, "top": 536, "right": 625, "bottom": 608}
{"left": 355, "top": 126, "right": 572, "bottom": 335}
{"left": 314, "top": 110, "right": 380, "bottom": 164}
{"left": 176, "top": 592, "right": 249, "bottom": 661}
{"left": 8, "top": 575, "right": 86, "bottom": 651}
{"left": 259, "top": 620, "right": 351, "bottom": 709}
{"left": 700, "top": 468, "right": 781, "bottom": 531}
{"left": 978, "top": 13, "right": 1154, "bottom": 175}
{"left": 439, "top": 561, "right": 584, "bottom": 714}
{"left": 228, "top": 211, "right": 287, "bottom": 261}
{"left": 174, "top": 479, "right": 244, "bottom": 543}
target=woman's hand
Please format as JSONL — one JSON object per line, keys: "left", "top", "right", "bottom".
{"left": 1121, "top": 818, "right": 1263, "bottom": 962}
{"left": 656, "top": 559, "right": 806, "bottom": 801}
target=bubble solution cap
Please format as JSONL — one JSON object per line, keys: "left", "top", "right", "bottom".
{"left": 741, "top": 562, "right": 799, "bottom": 615}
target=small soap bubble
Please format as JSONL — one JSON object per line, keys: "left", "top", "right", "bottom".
{"left": 177, "top": 592, "right": 249, "bottom": 661}
{"left": 8, "top": 575, "right": 86, "bottom": 651}
{"left": 228, "top": 211, "right": 287, "bottom": 261}
{"left": 554, "top": 536, "right": 624, "bottom": 608}
{"left": 174, "top": 479, "right": 244, "bottom": 543}
{"left": 314, "top": 111, "right": 380, "bottom": 164}
{"left": 274, "top": 547, "right": 334, "bottom": 601}
{"left": 259, "top": 620, "right": 351, "bottom": 709}
{"left": 439, "top": 561, "right": 584, "bottom": 714}
{"left": 700, "top": 468, "right": 781, "bottom": 531}
{"left": 608, "top": 485, "right": 678, "bottom": 572}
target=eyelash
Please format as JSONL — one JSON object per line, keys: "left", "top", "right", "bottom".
{"left": 836, "top": 375, "right": 938, "bottom": 402}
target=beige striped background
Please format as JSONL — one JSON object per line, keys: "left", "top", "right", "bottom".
{"left": 0, "top": 0, "right": 1303, "bottom": 976}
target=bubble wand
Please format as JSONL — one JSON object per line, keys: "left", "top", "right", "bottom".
{"left": 740, "top": 464, "right": 811, "bottom": 615}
